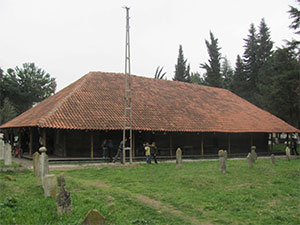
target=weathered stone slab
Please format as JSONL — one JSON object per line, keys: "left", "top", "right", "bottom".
{"left": 4, "top": 143, "right": 12, "bottom": 166}
{"left": 271, "top": 154, "right": 275, "bottom": 164}
{"left": 285, "top": 146, "right": 291, "bottom": 161}
{"left": 39, "top": 147, "right": 49, "bottom": 186}
{"left": 33, "top": 152, "right": 40, "bottom": 177}
{"left": 218, "top": 150, "right": 226, "bottom": 173}
{"left": 0, "top": 138, "right": 4, "bottom": 160}
{"left": 250, "top": 146, "right": 257, "bottom": 161}
{"left": 247, "top": 153, "right": 254, "bottom": 168}
{"left": 176, "top": 148, "right": 182, "bottom": 169}
{"left": 43, "top": 174, "right": 56, "bottom": 198}
{"left": 219, "top": 156, "right": 226, "bottom": 173}
{"left": 82, "top": 209, "right": 105, "bottom": 225}
{"left": 56, "top": 176, "right": 72, "bottom": 215}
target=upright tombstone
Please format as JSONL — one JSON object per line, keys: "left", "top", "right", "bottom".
{"left": 56, "top": 176, "right": 72, "bottom": 215}
{"left": 0, "top": 137, "right": 4, "bottom": 160}
{"left": 176, "top": 147, "right": 182, "bottom": 169}
{"left": 223, "top": 150, "right": 228, "bottom": 160}
{"left": 270, "top": 154, "right": 275, "bottom": 165}
{"left": 82, "top": 209, "right": 106, "bottom": 225}
{"left": 33, "top": 152, "right": 40, "bottom": 177}
{"left": 218, "top": 150, "right": 226, "bottom": 173}
{"left": 250, "top": 146, "right": 257, "bottom": 161}
{"left": 285, "top": 146, "right": 291, "bottom": 161}
{"left": 39, "top": 147, "right": 49, "bottom": 186}
{"left": 247, "top": 153, "right": 254, "bottom": 168}
{"left": 43, "top": 174, "right": 56, "bottom": 198}
{"left": 4, "top": 143, "right": 12, "bottom": 166}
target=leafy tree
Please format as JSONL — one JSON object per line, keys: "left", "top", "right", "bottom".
{"left": 154, "top": 66, "right": 167, "bottom": 79}
{"left": 173, "top": 45, "right": 191, "bottom": 82}
{"left": 265, "top": 47, "right": 300, "bottom": 127}
{"left": 0, "top": 98, "right": 17, "bottom": 125}
{"left": 2, "top": 62, "right": 56, "bottom": 115}
{"left": 201, "top": 31, "right": 222, "bottom": 88}
{"left": 221, "top": 57, "right": 234, "bottom": 90}
{"left": 190, "top": 72, "right": 206, "bottom": 85}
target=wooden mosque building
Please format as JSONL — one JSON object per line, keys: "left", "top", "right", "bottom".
{"left": 0, "top": 72, "right": 298, "bottom": 159}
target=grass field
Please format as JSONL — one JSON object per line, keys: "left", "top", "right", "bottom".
{"left": 0, "top": 158, "right": 299, "bottom": 225}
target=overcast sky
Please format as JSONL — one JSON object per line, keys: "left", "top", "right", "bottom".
{"left": 0, "top": 0, "right": 298, "bottom": 91}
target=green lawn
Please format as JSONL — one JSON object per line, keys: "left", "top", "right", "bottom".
{"left": 0, "top": 158, "right": 299, "bottom": 225}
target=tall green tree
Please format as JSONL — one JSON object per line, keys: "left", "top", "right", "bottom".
{"left": 231, "top": 55, "right": 248, "bottom": 98}
{"left": 2, "top": 62, "right": 56, "bottom": 116}
{"left": 173, "top": 45, "right": 190, "bottom": 82}
{"left": 221, "top": 57, "right": 234, "bottom": 90}
{"left": 263, "top": 48, "right": 300, "bottom": 127}
{"left": 201, "top": 31, "right": 222, "bottom": 88}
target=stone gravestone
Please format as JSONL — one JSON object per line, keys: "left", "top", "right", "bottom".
{"left": 247, "top": 153, "right": 254, "bottom": 168}
{"left": 56, "top": 176, "right": 72, "bottom": 215}
{"left": 4, "top": 143, "right": 12, "bottom": 166}
{"left": 223, "top": 150, "right": 228, "bottom": 160}
{"left": 250, "top": 146, "right": 257, "bottom": 161}
{"left": 43, "top": 174, "right": 56, "bottom": 198}
{"left": 218, "top": 150, "right": 226, "bottom": 173}
{"left": 82, "top": 209, "right": 106, "bottom": 225}
{"left": 176, "top": 147, "right": 182, "bottom": 169}
{"left": 39, "top": 147, "right": 49, "bottom": 186}
{"left": 33, "top": 152, "right": 40, "bottom": 177}
{"left": 0, "top": 138, "right": 4, "bottom": 160}
{"left": 285, "top": 146, "right": 291, "bottom": 161}
{"left": 271, "top": 154, "right": 275, "bottom": 165}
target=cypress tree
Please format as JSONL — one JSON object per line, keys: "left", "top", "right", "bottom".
{"left": 173, "top": 45, "right": 191, "bottom": 82}
{"left": 201, "top": 31, "right": 222, "bottom": 88}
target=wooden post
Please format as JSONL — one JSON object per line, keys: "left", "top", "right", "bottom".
{"left": 42, "top": 129, "right": 46, "bottom": 147}
{"left": 132, "top": 131, "right": 135, "bottom": 158}
{"left": 29, "top": 128, "right": 33, "bottom": 157}
{"left": 169, "top": 133, "right": 173, "bottom": 157}
{"left": 270, "top": 133, "right": 274, "bottom": 152}
{"left": 90, "top": 132, "right": 94, "bottom": 160}
{"left": 201, "top": 133, "right": 204, "bottom": 156}
{"left": 250, "top": 133, "right": 253, "bottom": 146}
{"left": 63, "top": 131, "right": 67, "bottom": 157}
{"left": 228, "top": 133, "right": 231, "bottom": 154}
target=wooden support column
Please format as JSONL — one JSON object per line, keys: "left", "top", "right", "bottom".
{"left": 270, "top": 133, "right": 274, "bottom": 152}
{"left": 90, "top": 132, "right": 94, "bottom": 160}
{"left": 29, "top": 128, "right": 33, "bottom": 157}
{"left": 169, "top": 133, "right": 173, "bottom": 157}
{"left": 63, "top": 131, "right": 67, "bottom": 157}
{"left": 201, "top": 133, "right": 204, "bottom": 156}
{"left": 42, "top": 129, "right": 46, "bottom": 147}
{"left": 228, "top": 133, "right": 231, "bottom": 154}
{"left": 250, "top": 133, "right": 253, "bottom": 146}
{"left": 132, "top": 131, "right": 135, "bottom": 158}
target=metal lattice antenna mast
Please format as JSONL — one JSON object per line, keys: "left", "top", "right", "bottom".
{"left": 122, "top": 6, "right": 133, "bottom": 164}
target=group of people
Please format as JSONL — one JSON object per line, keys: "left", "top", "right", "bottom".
{"left": 101, "top": 138, "right": 159, "bottom": 164}
{"left": 144, "top": 142, "right": 158, "bottom": 164}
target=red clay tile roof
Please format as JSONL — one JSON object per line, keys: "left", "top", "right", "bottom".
{"left": 0, "top": 72, "right": 298, "bottom": 133}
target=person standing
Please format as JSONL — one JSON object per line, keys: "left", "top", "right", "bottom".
{"left": 101, "top": 139, "right": 108, "bottom": 159}
{"left": 144, "top": 143, "right": 151, "bottom": 164}
{"left": 151, "top": 142, "right": 158, "bottom": 164}
{"left": 107, "top": 139, "right": 114, "bottom": 161}
{"left": 113, "top": 138, "right": 126, "bottom": 163}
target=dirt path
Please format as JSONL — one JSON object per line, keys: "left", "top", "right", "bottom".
{"left": 71, "top": 178, "right": 201, "bottom": 225}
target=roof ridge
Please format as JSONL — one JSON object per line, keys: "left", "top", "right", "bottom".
{"left": 38, "top": 74, "right": 89, "bottom": 126}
